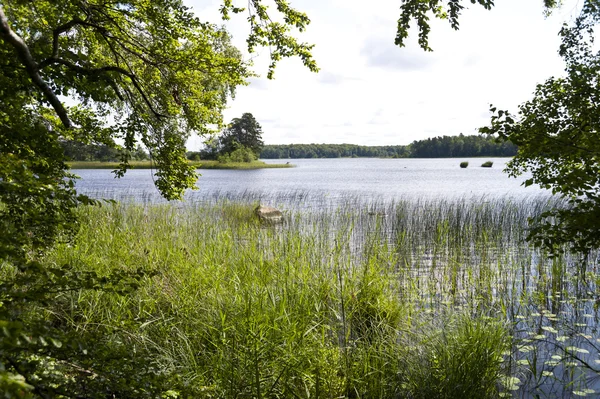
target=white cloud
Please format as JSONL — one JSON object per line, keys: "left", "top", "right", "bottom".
{"left": 185, "top": 0, "right": 582, "bottom": 148}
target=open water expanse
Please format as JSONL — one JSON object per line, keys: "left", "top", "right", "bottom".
{"left": 73, "top": 157, "right": 548, "bottom": 206}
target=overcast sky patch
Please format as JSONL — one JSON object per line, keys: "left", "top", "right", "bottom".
{"left": 361, "top": 36, "right": 439, "bottom": 71}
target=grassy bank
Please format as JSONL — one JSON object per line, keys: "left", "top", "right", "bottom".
{"left": 16, "top": 197, "right": 600, "bottom": 397}
{"left": 67, "top": 160, "right": 293, "bottom": 169}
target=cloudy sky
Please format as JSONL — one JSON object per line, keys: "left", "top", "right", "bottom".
{"left": 186, "top": 0, "right": 583, "bottom": 148}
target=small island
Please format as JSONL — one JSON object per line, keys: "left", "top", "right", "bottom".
{"left": 64, "top": 113, "right": 292, "bottom": 169}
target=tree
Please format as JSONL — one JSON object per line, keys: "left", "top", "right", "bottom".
{"left": 0, "top": 0, "right": 317, "bottom": 396}
{"left": 399, "top": 0, "right": 600, "bottom": 254}
{"left": 395, "top": 0, "right": 560, "bottom": 51}
{"left": 480, "top": 2, "right": 600, "bottom": 254}
{"left": 219, "top": 113, "right": 265, "bottom": 158}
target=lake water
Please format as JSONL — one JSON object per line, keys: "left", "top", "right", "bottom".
{"left": 73, "top": 157, "right": 549, "bottom": 206}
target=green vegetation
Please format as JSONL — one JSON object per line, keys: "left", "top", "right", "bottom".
{"left": 17, "top": 195, "right": 597, "bottom": 398}
{"left": 60, "top": 140, "right": 149, "bottom": 162}
{"left": 260, "top": 134, "right": 517, "bottom": 159}
{"left": 460, "top": 161, "right": 469, "bottom": 168}
{"left": 481, "top": 161, "right": 494, "bottom": 168}
{"left": 3, "top": 0, "right": 600, "bottom": 396}
{"left": 68, "top": 160, "right": 292, "bottom": 170}
{"left": 0, "top": 0, "right": 316, "bottom": 395}
{"left": 190, "top": 113, "right": 266, "bottom": 163}
{"left": 396, "top": 0, "right": 560, "bottom": 51}
{"left": 480, "top": 3, "right": 600, "bottom": 254}
{"left": 401, "top": 0, "right": 600, "bottom": 254}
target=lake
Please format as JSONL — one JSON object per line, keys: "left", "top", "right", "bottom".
{"left": 73, "top": 157, "right": 548, "bottom": 206}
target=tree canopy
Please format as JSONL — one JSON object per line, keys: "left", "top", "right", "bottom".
{"left": 219, "top": 112, "right": 265, "bottom": 157}
{"left": 397, "top": 0, "right": 600, "bottom": 253}
{"left": 480, "top": 2, "right": 600, "bottom": 253}
{"left": 0, "top": 0, "right": 317, "bottom": 396}
{"left": 396, "top": 0, "right": 561, "bottom": 51}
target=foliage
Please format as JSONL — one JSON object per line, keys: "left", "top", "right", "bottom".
{"left": 0, "top": 0, "right": 317, "bottom": 395}
{"left": 460, "top": 161, "right": 469, "bottom": 168}
{"left": 61, "top": 140, "right": 149, "bottom": 162}
{"left": 480, "top": 3, "right": 600, "bottom": 254}
{"left": 408, "top": 133, "right": 516, "bottom": 158}
{"left": 259, "top": 134, "right": 516, "bottom": 159}
{"left": 481, "top": 161, "right": 493, "bottom": 168}
{"left": 219, "top": 113, "right": 265, "bottom": 158}
{"left": 396, "top": 0, "right": 560, "bottom": 51}
{"left": 217, "top": 145, "right": 257, "bottom": 163}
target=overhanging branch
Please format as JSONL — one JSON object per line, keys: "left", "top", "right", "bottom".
{"left": 0, "top": 6, "right": 72, "bottom": 128}
{"left": 44, "top": 58, "right": 168, "bottom": 119}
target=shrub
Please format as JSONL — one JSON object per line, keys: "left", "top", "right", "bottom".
{"left": 481, "top": 161, "right": 494, "bottom": 168}
{"left": 218, "top": 146, "right": 257, "bottom": 163}
{"left": 460, "top": 161, "right": 469, "bottom": 168}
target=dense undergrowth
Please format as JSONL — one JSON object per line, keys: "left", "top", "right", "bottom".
{"left": 15, "top": 196, "right": 600, "bottom": 397}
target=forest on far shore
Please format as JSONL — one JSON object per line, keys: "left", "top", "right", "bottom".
{"left": 259, "top": 134, "right": 517, "bottom": 159}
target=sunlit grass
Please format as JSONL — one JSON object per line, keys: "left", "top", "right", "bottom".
{"left": 39, "top": 195, "right": 600, "bottom": 398}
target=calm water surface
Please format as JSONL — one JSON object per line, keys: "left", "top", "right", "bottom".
{"left": 73, "top": 157, "right": 548, "bottom": 205}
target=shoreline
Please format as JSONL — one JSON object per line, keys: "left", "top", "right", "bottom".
{"left": 67, "top": 160, "right": 294, "bottom": 170}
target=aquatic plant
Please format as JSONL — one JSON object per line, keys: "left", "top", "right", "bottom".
{"left": 33, "top": 194, "right": 599, "bottom": 398}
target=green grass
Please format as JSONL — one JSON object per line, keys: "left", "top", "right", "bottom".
{"left": 67, "top": 160, "right": 294, "bottom": 169}
{"left": 21, "top": 195, "right": 600, "bottom": 397}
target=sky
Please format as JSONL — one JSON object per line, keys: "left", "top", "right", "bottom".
{"left": 185, "top": 0, "right": 584, "bottom": 148}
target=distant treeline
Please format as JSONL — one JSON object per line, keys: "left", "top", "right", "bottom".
{"left": 60, "top": 140, "right": 149, "bottom": 162}
{"left": 260, "top": 134, "right": 517, "bottom": 159}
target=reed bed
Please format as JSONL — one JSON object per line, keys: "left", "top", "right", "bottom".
{"left": 41, "top": 195, "right": 600, "bottom": 398}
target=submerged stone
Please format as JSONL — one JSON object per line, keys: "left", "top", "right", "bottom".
{"left": 255, "top": 205, "right": 283, "bottom": 224}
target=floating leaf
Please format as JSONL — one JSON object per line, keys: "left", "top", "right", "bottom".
{"left": 573, "top": 389, "right": 596, "bottom": 397}
{"left": 542, "top": 326, "right": 558, "bottom": 334}
{"left": 503, "top": 376, "right": 521, "bottom": 391}
{"left": 557, "top": 336, "right": 569, "bottom": 342}
{"left": 567, "top": 346, "right": 589, "bottom": 354}
{"left": 566, "top": 361, "right": 579, "bottom": 367}
{"left": 517, "top": 359, "right": 529, "bottom": 365}
{"left": 519, "top": 345, "right": 535, "bottom": 353}
{"left": 542, "top": 371, "right": 554, "bottom": 377}
{"left": 578, "top": 333, "right": 592, "bottom": 339}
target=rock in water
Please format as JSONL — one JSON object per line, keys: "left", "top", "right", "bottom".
{"left": 255, "top": 205, "right": 283, "bottom": 224}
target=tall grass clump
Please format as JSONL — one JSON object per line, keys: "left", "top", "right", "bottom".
{"left": 481, "top": 161, "right": 494, "bottom": 168}
{"left": 402, "top": 314, "right": 509, "bottom": 399}
{"left": 460, "top": 161, "right": 469, "bottom": 168}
